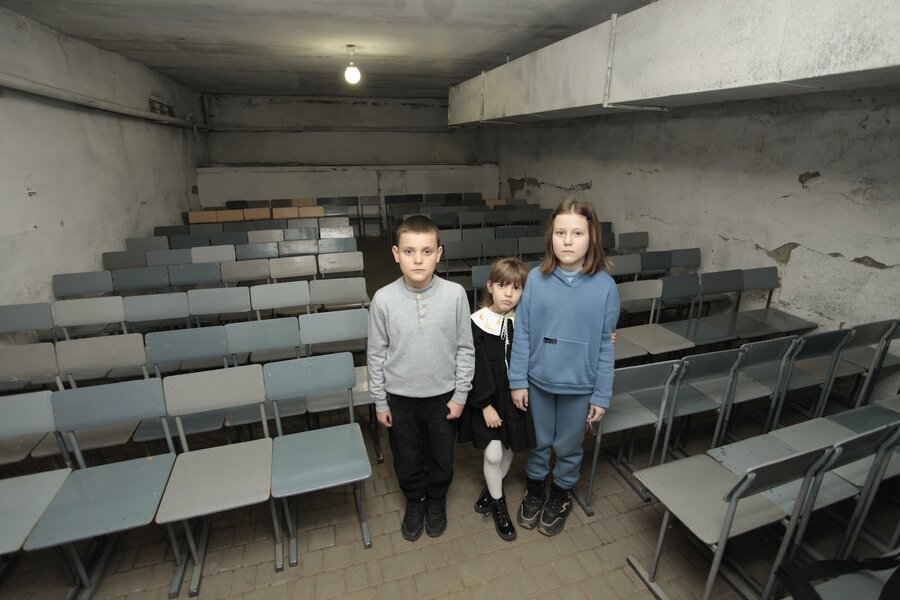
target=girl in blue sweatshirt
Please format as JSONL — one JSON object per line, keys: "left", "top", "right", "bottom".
{"left": 508, "top": 198, "right": 620, "bottom": 536}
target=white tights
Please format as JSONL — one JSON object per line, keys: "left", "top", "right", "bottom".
{"left": 483, "top": 440, "right": 514, "bottom": 499}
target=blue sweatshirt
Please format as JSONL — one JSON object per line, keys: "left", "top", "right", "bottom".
{"left": 508, "top": 266, "right": 620, "bottom": 407}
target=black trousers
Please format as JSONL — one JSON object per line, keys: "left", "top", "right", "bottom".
{"left": 387, "top": 391, "right": 457, "bottom": 501}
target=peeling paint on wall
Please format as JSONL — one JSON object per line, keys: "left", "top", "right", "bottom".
{"left": 507, "top": 176, "right": 591, "bottom": 198}
{"left": 766, "top": 242, "right": 801, "bottom": 264}
{"left": 798, "top": 170, "right": 820, "bottom": 189}
{"left": 852, "top": 256, "right": 890, "bottom": 269}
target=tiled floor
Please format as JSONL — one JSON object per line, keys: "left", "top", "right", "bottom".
{"left": 3, "top": 234, "right": 895, "bottom": 599}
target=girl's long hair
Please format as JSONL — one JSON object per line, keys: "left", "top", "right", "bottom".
{"left": 539, "top": 198, "right": 609, "bottom": 275}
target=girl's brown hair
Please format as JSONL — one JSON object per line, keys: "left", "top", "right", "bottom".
{"left": 539, "top": 198, "right": 609, "bottom": 275}
{"left": 480, "top": 257, "right": 529, "bottom": 308}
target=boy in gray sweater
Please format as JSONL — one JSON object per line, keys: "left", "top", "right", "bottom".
{"left": 367, "top": 216, "right": 475, "bottom": 541}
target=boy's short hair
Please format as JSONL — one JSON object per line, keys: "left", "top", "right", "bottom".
{"left": 480, "top": 256, "right": 529, "bottom": 308}
{"left": 394, "top": 215, "right": 441, "bottom": 247}
{"left": 540, "top": 197, "right": 610, "bottom": 275}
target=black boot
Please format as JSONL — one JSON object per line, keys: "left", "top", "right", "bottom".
{"left": 491, "top": 495, "right": 517, "bottom": 541}
{"left": 401, "top": 496, "right": 427, "bottom": 541}
{"left": 474, "top": 484, "right": 494, "bottom": 514}
{"left": 537, "top": 483, "right": 573, "bottom": 537}
{"left": 517, "top": 477, "right": 546, "bottom": 529}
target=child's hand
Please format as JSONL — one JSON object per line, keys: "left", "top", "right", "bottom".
{"left": 446, "top": 401, "right": 464, "bottom": 420}
{"left": 482, "top": 406, "right": 502, "bottom": 428}
{"left": 511, "top": 389, "right": 528, "bottom": 411}
{"left": 376, "top": 409, "right": 393, "bottom": 428}
{"left": 587, "top": 405, "right": 606, "bottom": 423}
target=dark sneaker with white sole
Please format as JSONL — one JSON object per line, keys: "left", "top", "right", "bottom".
{"left": 517, "top": 477, "right": 546, "bottom": 529}
{"left": 537, "top": 483, "right": 573, "bottom": 537}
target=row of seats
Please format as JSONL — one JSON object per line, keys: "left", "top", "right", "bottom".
{"left": 155, "top": 215, "right": 353, "bottom": 237}
{"left": 0, "top": 351, "right": 372, "bottom": 597}
{"left": 58, "top": 252, "right": 361, "bottom": 298}
{"left": 2, "top": 278, "right": 368, "bottom": 344}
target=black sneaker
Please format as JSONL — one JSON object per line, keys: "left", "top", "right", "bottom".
{"left": 474, "top": 484, "right": 494, "bottom": 514}
{"left": 401, "top": 497, "right": 426, "bottom": 541}
{"left": 425, "top": 496, "right": 447, "bottom": 537}
{"left": 537, "top": 484, "right": 573, "bottom": 537}
{"left": 492, "top": 495, "right": 517, "bottom": 541}
{"left": 517, "top": 477, "right": 546, "bottom": 529}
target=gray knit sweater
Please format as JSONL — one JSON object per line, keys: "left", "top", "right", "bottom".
{"left": 367, "top": 275, "right": 475, "bottom": 413}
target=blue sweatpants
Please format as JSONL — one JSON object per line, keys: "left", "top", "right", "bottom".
{"left": 525, "top": 385, "right": 591, "bottom": 490}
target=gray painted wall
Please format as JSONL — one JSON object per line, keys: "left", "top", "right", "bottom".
{"left": 483, "top": 85, "right": 900, "bottom": 333}
{"left": 0, "top": 8, "right": 203, "bottom": 306}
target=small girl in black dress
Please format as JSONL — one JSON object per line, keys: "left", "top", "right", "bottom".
{"left": 458, "top": 257, "right": 535, "bottom": 541}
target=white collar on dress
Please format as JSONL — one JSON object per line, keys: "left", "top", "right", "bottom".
{"left": 471, "top": 307, "right": 515, "bottom": 335}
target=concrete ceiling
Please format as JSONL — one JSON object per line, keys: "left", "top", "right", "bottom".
{"left": 0, "top": 0, "right": 652, "bottom": 98}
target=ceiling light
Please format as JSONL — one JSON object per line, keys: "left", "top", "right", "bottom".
{"left": 344, "top": 45, "right": 361, "bottom": 84}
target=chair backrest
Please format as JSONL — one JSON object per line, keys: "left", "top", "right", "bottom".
{"left": 607, "top": 254, "right": 641, "bottom": 277}
{"left": 250, "top": 281, "right": 311, "bottom": 312}
{"left": 741, "top": 266, "right": 779, "bottom": 292}
{"left": 169, "top": 233, "right": 210, "bottom": 249}
{"left": 167, "top": 262, "right": 222, "bottom": 287}
{"left": 318, "top": 238, "right": 357, "bottom": 254}
{"left": 125, "top": 236, "right": 167, "bottom": 252}
{"left": 263, "top": 353, "right": 355, "bottom": 402}
{"left": 163, "top": 364, "right": 265, "bottom": 417}
{"left": 299, "top": 308, "right": 368, "bottom": 345}
{"left": 471, "top": 265, "right": 491, "bottom": 292}
{"left": 0, "top": 343, "right": 57, "bottom": 383}
{"left": 443, "top": 240, "right": 481, "bottom": 261}
{"left": 741, "top": 336, "right": 798, "bottom": 370}
{"left": 146, "top": 249, "right": 193, "bottom": 266}
{"left": 0, "top": 302, "right": 53, "bottom": 334}
{"left": 496, "top": 225, "right": 528, "bottom": 239}
{"left": 225, "top": 318, "right": 302, "bottom": 357}
{"left": 728, "top": 446, "right": 829, "bottom": 500}
{"left": 613, "top": 360, "right": 680, "bottom": 395}
{"left": 247, "top": 229, "right": 284, "bottom": 244}
{"left": 189, "top": 223, "right": 223, "bottom": 234}
{"left": 827, "top": 423, "right": 900, "bottom": 471}
{"left": 700, "top": 269, "right": 743, "bottom": 296}
{"left": 191, "top": 245, "right": 235, "bottom": 264}
{"left": 123, "top": 293, "right": 189, "bottom": 324}
{"left": 277, "top": 240, "right": 318, "bottom": 257}
{"left": 309, "top": 277, "right": 368, "bottom": 307}
{"left": 283, "top": 227, "right": 318, "bottom": 241}
{"left": 187, "top": 287, "right": 252, "bottom": 317}
{"left": 111, "top": 266, "right": 170, "bottom": 292}
{"left": 848, "top": 320, "right": 897, "bottom": 348}
{"left": 145, "top": 326, "right": 228, "bottom": 369}
{"left": 517, "top": 236, "right": 544, "bottom": 256}
{"left": 318, "top": 251, "right": 364, "bottom": 276}
{"left": 55, "top": 333, "right": 146, "bottom": 378}
{"left": 462, "top": 228, "right": 494, "bottom": 243}
{"left": 482, "top": 239, "right": 517, "bottom": 260}
{"left": 210, "top": 231, "right": 249, "bottom": 246}
{"left": 670, "top": 248, "right": 701, "bottom": 270}
{"left": 52, "top": 378, "right": 165, "bottom": 432}
{"left": 795, "top": 329, "right": 854, "bottom": 360}
{"left": 220, "top": 259, "right": 271, "bottom": 283}
{"left": 52, "top": 271, "right": 114, "bottom": 298}
{"left": 235, "top": 242, "right": 278, "bottom": 260}
{"left": 103, "top": 250, "right": 147, "bottom": 270}
{"left": 287, "top": 218, "right": 319, "bottom": 230}
{"left": 617, "top": 232, "right": 649, "bottom": 252}
{"left": 53, "top": 296, "right": 125, "bottom": 329}
{"left": 319, "top": 216, "right": 350, "bottom": 228}
{"left": 639, "top": 251, "right": 672, "bottom": 272}
{"left": 616, "top": 279, "right": 662, "bottom": 304}
{"left": 320, "top": 226, "right": 354, "bottom": 239}
{"left": 680, "top": 348, "right": 744, "bottom": 385}
{"left": 660, "top": 273, "right": 700, "bottom": 303}
{"left": 458, "top": 212, "right": 485, "bottom": 227}
{"left": 154, "top": 225, "right": 189, "bottom": 237}
{"left": 0, "top": 391, "right": 56, "bottom": 440}
{"left": 269, "top": 256, "right": 317, "bottom": 280}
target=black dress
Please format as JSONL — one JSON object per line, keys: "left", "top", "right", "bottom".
{"left": 458, "top": 315, "right": 536, "bottom": 452}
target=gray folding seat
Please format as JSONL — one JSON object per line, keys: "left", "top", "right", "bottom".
{"left": 0, "top": 343, "right": 58, "bottom": 393}
{"left": 439, "top": 228, "right": 462, "bottom": 243}
{"left": 481, "top": 238, "right": 517, "bottom": 262}
{"left": 440, "top": 240, "right": 481, "bottom": 275}
{"left": 126, "top": 236, "right": 169, "bottom": 252}
{"left": 617, "top": 231, "right": 649, "bottom": 254}
{"left": 22, "top": 379, "right": 174, "bottom": 599}
{"left": 318, "top": 251, "right": 364, "bottom": 277}
{"left": 485, "top": 210, "right": 510, "bottom": 227}
{"left": 317, "top": 237, "right": 357, "bottom": 254}
{"left": 286, "top": 218, "right": 319, "bottom": 230}
{"left": 299, "top": 307, "right": 368, "bottom": 356}
{"left": 606, "top": 254, "right": 641, "bottom": 280}
{"left": 263, "top": 354, "right": 372, "bottom": 569}
{"left": 319, "top": 216, "right": 350, "bottom": 228}
{"left": 169, "top": 233, "right": 210, "bottom": 249}
{"left": 462, "top": 227, "right": 495, "bottom": 243}
{"left": 210, "top": 231, "right": 249, "bottom": 246}
{"left": 638, "top": 250, "right": 672, "bottom": 277}
{"left": 146, "top": 248, "right": 192, "bottom": 267}
{"left": 54, "top": 333, "right": 147, "bottom": 387}
{"left": 507, "top": 211, "right": 532, "bottom": 226}
{"left": 616, "top": 280, "right": 695, "bottom": 356}
{"left": 277, "top": 240, "right": 318, "bottom": 257}
{"left": 0, "top": 302, "right": 54, "bottom": 341}
{"left": 282, "top": 227, "right": 317, "bottom": 241}
{"left": 53, "top": 296, "right": 126, "bottom": 339}
{"left": 0, "top": 391, "right": 70, "bottom": 554}
{"left": 517, "top": 235, "right": 545, "bottom": 261}
{"left": 225, "top": 317, "right": 303, "bottom": 366}
{"left": 699, "top": 270, "right": 780, "bottom": 341}
{"left": 779, "top": 329, "right": 855, "bottom": 424}
{"left": 308, "top": 277, "right": 368, "bottom": 310}
{"left": 154, "top": 225, "right": 189, "bottom": 237}
{"left": 52, "top": 271, "right": 114, "bottom": 299}
{"left": 250, "top": 281, "right": 311, "bottom": 318}
{"left": 470, "top": 264, "right": 491, "bottom": 311}
{"left": 269, "top": 256, "right": 317, "bottom": 281}
{"left": 247, "top": 229, "right": 284, "bottom": 244}
{"left": 188, "top": 223, "right": 222, "bottom": 234}
{"left": 359, "top": 196, "right": 382, "bottom": 235}
{"left": 669, "top": 247, "right": 701, "bottom": 274}
{"left": 430, "top": 212, "right": 458, "bottom": 229}
{"left": 187, "top": 287, "right": 252, "bottom": 324}
{"left": 102, "top": 250, "right": 147, "bottom": 270}
{"left": 235, "top": 242, "right": 278, "bottom": 260}
{"left": 458, "top": 212, "right": 485, "bottom": 229}
{"left": 111, "top": 266, "right": 170, "bottom": 294}
{"left": 319, "top": 225, "right": 354, "bottom": 239}
{"left": 222, "top": 221, "right": 255, "bottom": 232}
{"left": 190, "top": 244, "right": 235, "bottom": 264}
{"left": 220, "top": 259, "right": 271, "bottom": 285}
{"left": 842, "top": 320, "right": 900, "bottom": 407}
{"left": 739, "top": 267, "right": 818, "bottom": 334}
{"left": 660, "top": 274, "right": 735, "bottom": 346}
{"left": 167, "top": 262, "right": 222, "bottom": 288}
{"left": 123, "top": 292, "right": 190, "bottom": 329}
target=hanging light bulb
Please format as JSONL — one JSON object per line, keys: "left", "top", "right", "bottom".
{"left": 344, "top": 45, "right": 361, "bottom": 84}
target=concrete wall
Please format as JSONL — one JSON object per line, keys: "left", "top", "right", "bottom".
{"left": 206, "top": 95, "right": 479, "bottom": 165}
{"left": 0, "top": 8, "right": 203, "bottom": 306}
{"left": 485, "top": 85, "right": 900, "bottom": 334}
